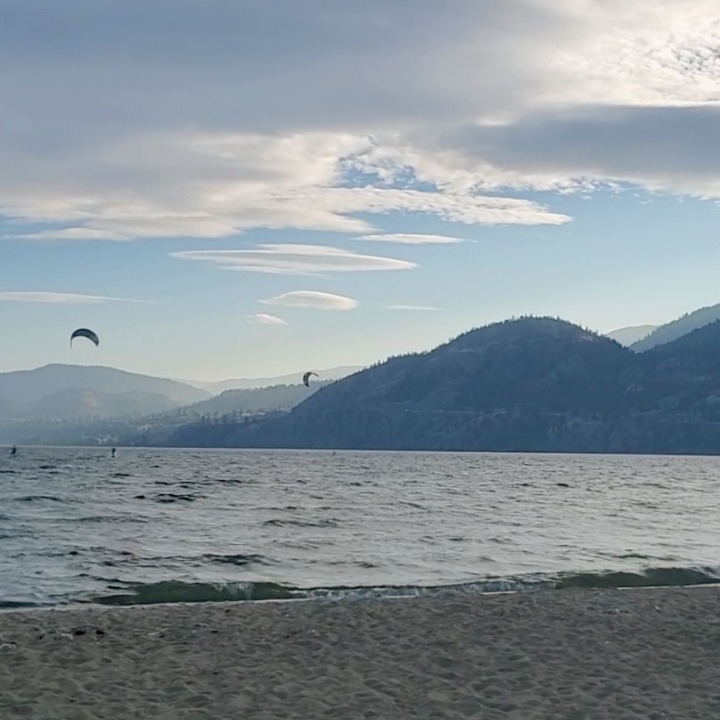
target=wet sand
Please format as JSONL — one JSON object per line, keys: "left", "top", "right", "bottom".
{"left": 1, "top": 586, "right": 719, "bottom": 719}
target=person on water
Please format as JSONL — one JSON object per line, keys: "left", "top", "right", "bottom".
{"left": 111, "top": 448, "right": 116, "bottom": 458}
{"left": 10, "top": 445, "right": 17, "bottom": 457}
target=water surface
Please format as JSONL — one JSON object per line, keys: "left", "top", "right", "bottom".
{"left": 1, "top": 447, "right": 718, "bottom": 607}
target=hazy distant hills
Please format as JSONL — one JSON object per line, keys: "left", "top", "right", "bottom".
{"left": 0, "top": 364, "right": 210, "bottom": 421}
{"left": 0, "top": 364, "right": 209, "bottom": 407}
{"left": 603, "top": 304, "right": 720, "bottom": 352}
{"left": 25, "top": 388, "right": 179, "bottom": 420}
{"left": 605, "top": 324, "right": 657, "bottom": 347}
{"left": 51, "top": 381, "right": 334, "bottom": 448}
{"left": 154, "top": 316, "right": 720, "bottom": 454}
{"left": 8, "top": 303, "right": 720, "bottom": 453}
{"left": 0, "top": 362, "right": 355, "bottom": 443}
{"left": 629, "top": 303, "right": 720, "bottom": 352}
{"left": 0, "top": 363, "right": 359, "bottom": 425}
{"left": 181, "top": 365, "right": 362, "bottom": 393}
{"left": 181, "top": 381, "right": 331, "bottom": 416}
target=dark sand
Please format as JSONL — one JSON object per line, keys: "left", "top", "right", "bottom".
{"left": 1, "top": 586, "right": 719, "bottom": 719}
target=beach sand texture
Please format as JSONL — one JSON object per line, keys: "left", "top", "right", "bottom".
{"left": 1, "top": 586, "right": 719, "bottom": 719}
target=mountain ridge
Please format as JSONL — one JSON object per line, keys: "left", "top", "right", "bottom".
{"left": 0, "top": 362, "right": 363, "bottom": 423}
{"left": 136, "top": 315, "right": 720, "bottom": 455}
{"left": 0, "top": 363, "right": 208, "bottom": 403}
{"left": 0, "top": 364, "right": 209, "bottom": 420}
{"left": 178, "top": 365, "right": 363, "bottom": 392}
{"left": 6, "top": 302, "right": 720, "bottom": 447}
{"left": 630, "top": 303, "right": 720, "bottom": 352}
{"left": 605, "top": 324, "right": 657, "bottom": 347}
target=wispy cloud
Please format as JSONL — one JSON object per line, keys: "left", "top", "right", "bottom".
{"left": 260, "top": 291, "right": 358, "bottom": 311}
{"left": 4, "top": 134, "right": 572, "bottom": 242}
{"left": 171, "top": 244, "right": 417, "bottom": 275}
{"left": 0, "top": 291, "right": 146, "bottom": 304}
{"left": 245, "top": 313, "right": 288, "bottom": 325}
{"left": 386, "top": 304, "right": 439, "bottom": 311}
{"left": 359, "top": 233, "right": 470, "bottom": 244}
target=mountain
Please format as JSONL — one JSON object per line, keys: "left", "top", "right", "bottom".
{"left": 24, "top": 389, "right": 179, "bottom": 420}
{"left": 179, "top": 381, "right": 328, "bottom": 416}
{"left": 16, "top": 312, "right": 720, "bottom": 453}
{"left": 0, "top": 364, "right": 209, "bottom": 406}
{"left": 180, "top": 365, "right": 363, "bottom": 392}
{"left": 605, "top": 324, "right": 657, "bottom": 347}
{"left": 629, "top": 318, "right": 720, "bottom": 410}
{"left": 235, "top": 317, "right": 631, "bottom": 450}
{"left": 146, "top": 317, "right": 631, "bottom": 450}
{"left": 630, "top": 303, "right": 720, "bottom": 352}
{"left": 0, "top": 379, "right": 333, "bottom": 445}
{"left": 138, "top": 316, "right": 720, "bottom": 454}
{"left": 0, "top": 364, "right": 210, "bottom": 421}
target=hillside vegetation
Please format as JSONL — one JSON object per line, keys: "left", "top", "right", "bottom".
{"left": 133, "top": 316, "right": 720, "bottom": 454}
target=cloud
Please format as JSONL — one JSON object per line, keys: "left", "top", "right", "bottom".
{"left": 0, "top": 1, "right": 571, "bottom": 138}
{"left": 260, "top": 291, "right": 358, "bottom": 311}
{"left": 3, "top": 133, "right": 571, "bottom": 241}
{"left": 0, "top": 291, "right": 145, "bottom": 304}
{"left": 0, "top": 0, "right": 718, "bottom": 247}
{"left": 423, "top": 104, "right": 720, "bottom": 197}
{"left": 7, "top": 1, "right": 716, "bottom": 134}
{"left": 171, "top": 243, "right": 417, "bottom": 275}
{"left": 359, "top": 233, "right": 469, "bottom": 244}
{"left": 386, "top": 304, "right": 439, "bottom": 311}
{"left": 245, "top": 313, "right": 288, "bottom": 325}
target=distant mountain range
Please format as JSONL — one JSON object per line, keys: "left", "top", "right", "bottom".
{"left": 605, "top": 303, "right": 720, "bottom": 351}
{"left": 180, "top": 381, "right": 332, "bottom": 417}
{"left": 180, "top": 365, "right": 363, "bottom": 393}
{"left": 137, "top": 315, "right": 720, "bottom": 455}
{"left": 629, "top": 303, "right": 720, "bottom": 352}
{"left": 6, "top": 302, "right": 720, "bottom": 453}
{"left": 605, "top": 324, "right": 657, "bottom": 347}
{"left": 0, "top": 363, "right": 361, "bottom": 443}
{"left": 0, "top": 364, "right": 209, "bottom": 420}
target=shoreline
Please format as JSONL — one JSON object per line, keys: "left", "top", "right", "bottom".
{"left": 4, "top": 577, "right": 720, "bottom": 614}
{"left": 2, "top": 586, "right": 719, "bottom": 718}
{"left": 4, "top": 566, "right": 719, "bottom": 613}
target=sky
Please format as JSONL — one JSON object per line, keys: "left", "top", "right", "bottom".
{"left": 2, "top": 0, "right": 720, "bottom": 381}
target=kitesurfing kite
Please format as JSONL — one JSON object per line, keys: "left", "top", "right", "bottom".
{"left": 303, "top": 371, "right": 319, "bottom": 387}
{"left": 70, "top": 328, "right": 100, "bottom": 347}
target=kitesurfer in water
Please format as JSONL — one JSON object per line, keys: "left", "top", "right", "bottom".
{"left": 10, "top": 445, "right": 17, "bottom": 457}
{"left": 111, "top": 447, "right": 116, "bottom": 458}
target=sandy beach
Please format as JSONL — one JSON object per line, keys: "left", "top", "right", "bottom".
{"left": 1, "top": 586, "right": 719, "bottom": 719}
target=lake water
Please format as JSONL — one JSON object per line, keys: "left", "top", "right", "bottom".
{"left": 1, "top": 447, "right": 719, "bottom": 608}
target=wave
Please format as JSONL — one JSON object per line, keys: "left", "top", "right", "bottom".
{"left": 59, "top": 515, "right": 149, "bottom": 524}
{"left": 13, "top": 495, "right": 66, "bottom": 503}
{"left": 81, "top": 564, "right": 720, "bottom": 607}
{"left": 263, "top": 518, "right": 339, "bottom": 528}
{"left": 0, "top": 600, "right": 40, "bottom": 609}
{"left": 203, "top": 553, "right": 269, "bottom": 566}
{"left": 555, "top": 566, "right": 720, "bottom": 589}
{"left": 154, "top": 493, "right": 200, "bottom": 503}
{"left": 90, "top": 580, "right": 301, "bottom": 605}
{"left": 134, "top": 493, "right": 201, "bottom": 502}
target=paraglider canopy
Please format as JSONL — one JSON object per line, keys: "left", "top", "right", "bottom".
{"left": 70, "top": 328, "right": 99, "bottom": 347}
{"left": 303, "top": 371, "right": 319, "bottom": 387}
